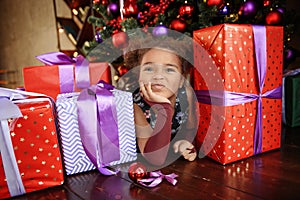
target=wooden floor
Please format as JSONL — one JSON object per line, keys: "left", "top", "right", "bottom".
{"left": 8, "top": 125, "right": 300, "bottom": 200}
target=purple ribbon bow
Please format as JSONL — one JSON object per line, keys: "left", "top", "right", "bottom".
{"left": 76, "top": 80, "right": 120, "bottom": 175}
{"left": 137, "top": 171, "right": 178, "bottom": 187}
{"left": 36, "top": 52, "right": 90, "bottom": 92}
{"left": 196, "top": 26, "right": 282, "bottom": 155}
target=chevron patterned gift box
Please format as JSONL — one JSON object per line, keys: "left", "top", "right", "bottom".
{"left": 56, "top": 90, "right": 137, "bottom": 175}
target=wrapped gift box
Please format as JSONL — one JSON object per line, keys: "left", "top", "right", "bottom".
{"left": 23, "top": 52, "right": 111, "bottom": 100}
{"left": 284, "top": 72, "right": 300, "bottom": 127}
{"left": 56, "top": 86, "right": 137, "bottom": 175}
{"left": 0, "top": 88, "right": 64, "bottom": 199}
{"left": 193, "top": 24, "right": 283, "bottom": 164}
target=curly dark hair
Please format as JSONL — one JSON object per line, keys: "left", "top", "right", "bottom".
{"left": 123, "top": 33, "right": 194, "bottom": 77}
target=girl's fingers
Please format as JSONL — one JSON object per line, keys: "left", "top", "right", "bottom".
{"left": 140, "top": 82, "right": 154, "bottom": 101}
{"left": 186, "top": 153, "right": 197, "bottom": 161}
{"left": 182, "top": 149, "right": 197, "bottom": 161}
{"left": 146, "top": 82, "right": 152, "bottom": 93}
{"left": 139, "top": 82, "right": 149, "bottom": 100}
{"left": 145, "top": 82, "right": 153, "bottom": 98}
{"left": 181, "top": 144, "right": 197, "bottom": 160}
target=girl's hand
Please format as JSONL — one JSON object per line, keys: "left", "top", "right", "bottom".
{"left": 139, "top": 81, "right": 170, "bottom": 104}
{"left": 173, "top": 140, "right": 197, "bottom": 161}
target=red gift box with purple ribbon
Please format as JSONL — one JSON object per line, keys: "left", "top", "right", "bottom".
{"left": 193, "top": 24, "right": 283, "bottom": 164}
{"left": 23, "top": 52, "right": 111, "bottom": 100}
{"left": 0, "top": 88, "right": 64, "bottom": 198}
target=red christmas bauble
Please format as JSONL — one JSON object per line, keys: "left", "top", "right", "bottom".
{"left": 118, "top": 64, "right": 128, "bottom": 76}
{"left": 265, "top": 10, "right": 282, "bottom": 25}
{"left": 179, "top": 3, "right": 194, "bottom": 19}
{"left": 128, "top": 162, "right": 148, "bottom": 182}
{"left": 112, "top": 31, "right": 129, "bottom": 49}
{"left": 263, "top": 0, "right": 270, "bottom": 7}
{"left": 123, "top": 0, "right": 139, "bottom": 18}
{"left": 170, "top": 19, "right": 187, "bottom": 33}
{"left": 206, "top": 0, "right": 224, "bottom": 7}
{"left": 93, "top": 0, "right": 100, "bottom": 4}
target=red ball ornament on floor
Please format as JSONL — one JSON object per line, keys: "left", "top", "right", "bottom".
{"left": 112, "top": 31, "right": 129, "bottom": 49}
{"left": 265, "top": 10, "right": 282, "bottom": 25}
{"left": 206, "top": 0, "right": 224, "bottom": 7}
{"left": 128, "top": 162, "right": 148, "bottom": 182}
{"left": 170, "top": 19, "right": 187, "bottom": 33}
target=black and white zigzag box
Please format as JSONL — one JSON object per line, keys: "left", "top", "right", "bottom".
{"left": 56, "top": 91, "right": 137, "bottom": 175}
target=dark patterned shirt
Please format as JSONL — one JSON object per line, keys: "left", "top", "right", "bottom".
{"left": 132, "top": 87, "right": 189, "bottom": 140}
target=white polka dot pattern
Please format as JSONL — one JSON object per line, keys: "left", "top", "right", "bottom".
{"left": 193, "top": 24, "right": 283, "bottom": 165}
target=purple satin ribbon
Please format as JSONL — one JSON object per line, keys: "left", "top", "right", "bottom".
{"left": 58, "top": 65, "right": 74, "bottom": 93}
{"left": 36, "top": 52, "right": 90, "bottom": 92}
{"left": 137, "top": 171, "right": 178, "bottom": 187}
{"left": 77, "top": 81, "right": 120, "bottom": 175}
{"left": 196, "top": 26, "right": 282, "bottom": 155}
{"left": 0, "top": 87, "right": 51, "bottom": 196}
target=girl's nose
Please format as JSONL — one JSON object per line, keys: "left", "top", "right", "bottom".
{"left": 152, "top": 72, "right": 164, "bottom": 80}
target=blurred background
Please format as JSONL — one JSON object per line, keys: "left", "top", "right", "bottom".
{"left": 0, "top": 0, "right": 299, "bottom": 88}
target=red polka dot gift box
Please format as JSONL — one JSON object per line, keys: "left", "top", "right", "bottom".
{"left": 193, "top": 24, "right": 283, "bottom": 165}
{"left": 0, "top": 88, "right": 64, "bottom": 199}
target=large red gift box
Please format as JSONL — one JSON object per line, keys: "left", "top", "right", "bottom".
{"left": 193, "top": 24, "right": 283, "bottom": 164}
{"left": 0, "top": 89, "right": 64, "bottom": 198}
{"left": 23, "top": 52, "right": 111, "bottom": 100}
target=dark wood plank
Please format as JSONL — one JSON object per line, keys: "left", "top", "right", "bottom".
{"left": 8, "top": 186, "right": 71, "bottom": 200}
{"left": 5, "top": 125, "right": 300, "bottom": 200}
{"left": 64, "top": 170, "right": 166, "bottom": 200}
{"left": 166, "top": 128, "right": 300, "bottom": 200}
{"left": 168, "top": 153, "right": 300, "bottom": 200}
{"left": 108, "top": 161, "right": 263, "bottom": 200}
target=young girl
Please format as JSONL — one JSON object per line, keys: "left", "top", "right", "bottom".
{"left": 123, "top": 37, "right": 199, "bottom": 166}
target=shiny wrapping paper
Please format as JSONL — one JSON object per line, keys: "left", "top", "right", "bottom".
{"left": 0, "top": 96, "right": 64, "bottom": 199}
{"left": 23, "top": 53, "right": 111, "bottom": 100}
{"left": 193, "top": 24, "right": 283, "bottom": 164}
{"left": 56, "top": 83, "right": 137, "bottom": 175}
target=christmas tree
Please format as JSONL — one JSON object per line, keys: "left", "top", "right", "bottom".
{"left": 83, "top": 0, "right": 297, "bottom": 77}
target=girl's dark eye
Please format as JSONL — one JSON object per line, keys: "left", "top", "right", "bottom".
{"left": 166, "top": 68, "right": 176, "bottom": 72}
{"left": 143, "top": 66, "right": 153, "bottom": 72}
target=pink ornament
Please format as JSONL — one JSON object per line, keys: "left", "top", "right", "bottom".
{"left": 112, "top": 31, "right": 129, "bottom": 49}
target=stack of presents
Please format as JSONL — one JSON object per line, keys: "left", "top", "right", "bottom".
{"left": 1, "top": 24, "right": 298, "bottom": 198}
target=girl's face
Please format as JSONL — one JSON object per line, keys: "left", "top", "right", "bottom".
{"left": 139, "top": 48, "right": 184, "bottom": 99}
